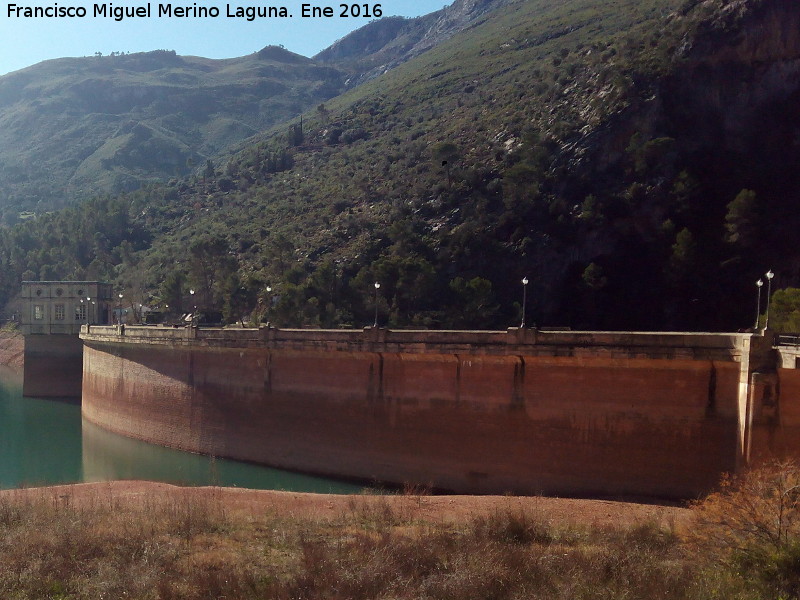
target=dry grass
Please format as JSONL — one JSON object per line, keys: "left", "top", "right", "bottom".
{"left": 0, "top": 479, "right": 789, "bottom": 599}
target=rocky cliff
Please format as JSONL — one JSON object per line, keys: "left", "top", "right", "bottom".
{"left": 539, "top": 0, "right": 800, "bottom": 328}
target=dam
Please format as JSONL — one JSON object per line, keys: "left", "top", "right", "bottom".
{"left": 77, "top": 324, "right": 797, "bottom": 499}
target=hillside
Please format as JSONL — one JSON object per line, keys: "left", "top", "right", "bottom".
{"left": 1, "top": 0, "right": 799, "bottom": 333}
{"left": 0, "top": 47, "right": 344, "bottom": 218}
{"left": 314, "top": 0, "right": 515, "bottom": 86}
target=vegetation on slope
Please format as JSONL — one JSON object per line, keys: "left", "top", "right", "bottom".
{"left": 0, "top": 47, "right": 344, "bottom": 217}
{"left": 2, "top": 0, "right": 799, "bottom": 332}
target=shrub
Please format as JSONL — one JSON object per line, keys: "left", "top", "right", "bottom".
{"left": 690, "top": 460, "right": 800, "bottom": 598}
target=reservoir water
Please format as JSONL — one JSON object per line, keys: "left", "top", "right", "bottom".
{"left": 0, "top": 368, "right": 363, "bottom": 493}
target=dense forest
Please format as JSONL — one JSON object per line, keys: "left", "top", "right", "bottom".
{"left": 1, "top": 0, "right": 799, "bottom": 332}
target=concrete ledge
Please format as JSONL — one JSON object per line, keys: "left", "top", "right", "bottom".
{"left": 778, "top": 347, "right": 800, "bottom": 369}
{"left": 80, "top": 325, "right": 752, "bottom": 362}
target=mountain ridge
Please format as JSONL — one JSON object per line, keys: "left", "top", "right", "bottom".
{"left": 314, "top": 0, "right": 516, "bottom": 86}
{"left": 0, "top": 46, "right": 345, "bottom": 218}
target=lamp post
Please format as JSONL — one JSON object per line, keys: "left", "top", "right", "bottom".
{"left": 265, "top": 286, "right": 272, "bottom": 323}
{"left": 118, "top": 293, "right": 123, "bottom": 324}
{"left": 520, "top": 277, "right": 529, "bottom": 328}
{"left": 754, "top": 279, "right": 763, "bottom": 330}
{"left": 189, "top": 289, "right": 196, "bottom": 326}
{"left": 764, "top": 270, "right": 775, "bottom": 330}
{"left": 373, "top": 282, "right": 381, "bottom": 328}
{"left": 86, "top": 296, "right": 92, "bottom": 325}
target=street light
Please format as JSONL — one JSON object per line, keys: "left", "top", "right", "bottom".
{"left": 754, "top": 279, "right": 763, "bottom": 330}
{"left": 764, "top": 270, "right": 775, "bottom": 330}
{"left": 118, "top": 293, "right": 123, "bottom": 324}
{"left": 373, "top": 282, "right": 381, "bottom": 328}
{"left": 189, "top": 289, "right": 196, "bottom": 326}
{"left": 520, "top": 277, "right": 529, "bottom": 328}
{"left": 86, "top": 296, "right": 92, "bottom": 324}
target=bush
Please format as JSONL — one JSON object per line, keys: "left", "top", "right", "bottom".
{"left": 690, "top": 460, "right": 800, "bottom": 598}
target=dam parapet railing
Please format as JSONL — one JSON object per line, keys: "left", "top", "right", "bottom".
{"left": 80, "top": 324, "right": 763, "bottom": 363}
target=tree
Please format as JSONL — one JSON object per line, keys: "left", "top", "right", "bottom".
{"left": 582, "top": 262, "right": 608, "bottom": 291}
{"left": 578, "top": 195, "right": 605, "bottom": 227}
{"left": 665, "top": 228, "right": 701, "bottom": 329}
{"left": 203, "top": 159, "right": 216, "bottom": 181}
{"left": 503, "top": 162, "right": 540, "bottom": 204}
{"left": 725, "top": 189, "right": 760, "bottom": 247}
{"left": 767, "top": 288, "right": 800, "bottom": 332}
{"left": 187, "top": 236, "right": 237, "bottom": 310}
{"left": 289, "top": 123, "right": 304, "bottom": 147}
{"left": 353, "top": 254, "right": 439, "bottom": 327}
{"left": 432, "top": 142, "right": 459, "bottom": 187}
{"left": 316, "top": 103, "right": 330, "bottom": 126}
{"left": 448, "top": 277, "right": 499, "bottom": 328}
{"left": 159, "top": 271, "right": 186, "bottom": 314}
{"left": 667, "top": 228, "right": 697, "bottom": 285}
{"left": 220, "top": 271, "right": 256, "bottom": 325}
{"left": 269, "top": 283, "right": 307, "bottom": 326}
{"left": 431, "top": 142, "right": 459, "bottom": 164}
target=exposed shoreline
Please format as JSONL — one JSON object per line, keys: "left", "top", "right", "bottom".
{"left": 0, "top": 328, "right": 23, "bottom": 372}
{"left": 0, "top": 480, "right": 691, "bottom": 529}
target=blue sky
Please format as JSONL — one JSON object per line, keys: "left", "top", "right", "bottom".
{"left": 0, "top": 0, "right": 447, "bottom": 75}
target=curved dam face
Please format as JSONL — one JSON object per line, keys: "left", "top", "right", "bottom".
{"left": 80, "top": 326, "right": 774, "bottom": 498}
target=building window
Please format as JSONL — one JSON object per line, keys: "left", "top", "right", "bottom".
{"left": 76, "top": 304, "right": 87, "bottom": 321}
{"left": 34, "top": 305, "right": 44, "bottom": 320}
{"left": 54, "top": 304, "right": 65, "bottom": 321}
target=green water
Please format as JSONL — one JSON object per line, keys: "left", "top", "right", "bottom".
{"left": 0, "top": 368, "right": 363, "bottom": 493}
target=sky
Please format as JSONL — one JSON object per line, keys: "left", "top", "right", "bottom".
{"left": 0, "top": 0, "right": 447, "bottom": 75}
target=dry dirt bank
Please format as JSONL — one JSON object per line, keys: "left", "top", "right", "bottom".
{"left": 0, "top": 480, "right": 691, "bottom": 529}
{"left": 0, "top": 328, "right": 23, "bottom": 372}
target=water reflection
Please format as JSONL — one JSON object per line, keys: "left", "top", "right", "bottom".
{"left": 0, "top": 369, "right": 82, "bottom": 488}
{"left": 81, "top": 418, "right": 362, "bottom": 493}
{"left": 0, "top": 368, "right": 362, "bottom": 493}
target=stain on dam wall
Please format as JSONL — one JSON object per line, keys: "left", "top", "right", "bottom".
{"left": 80, "top": 327, "right": 768, "bottom": 498}
{"left": 749, "top": 368, "right": 800, "bottom": 461}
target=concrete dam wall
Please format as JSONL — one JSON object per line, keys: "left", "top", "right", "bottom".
{"left": 23, "top": 334, "right": 83, "bottom": 398}
{"left": 80, "top": 326, "right": 779, "bottom": 498}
